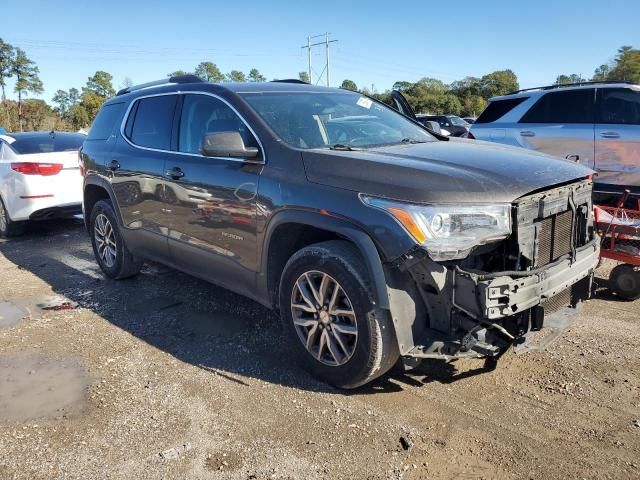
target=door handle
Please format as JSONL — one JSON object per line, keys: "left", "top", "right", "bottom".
{"left": 520, "top": 130, "right": 535, "bottom": 137}
{"left": 566, "top": 154, "right": 580, "bottom": 163}
{"left": 165, "top": 167, "right": 185, "bottom": 179}
{"left": 600, "top": 131, "right": 620, "bottom": 139}
{"left": 109, "top": 160, "right": 120, "bottom": 171}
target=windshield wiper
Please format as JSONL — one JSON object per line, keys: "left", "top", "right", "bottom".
{"left": 329, "top": 143, "right": 361, "bottom": 151}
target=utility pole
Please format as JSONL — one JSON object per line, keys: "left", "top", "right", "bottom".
{"left": 307, "top": 36, "right": 312, "bottom": 84}
{"left": 325, "top": 33, "right": 330, "bottom": 87}
{"left": 301, "top": 33, "right": 338, "bottom": 86}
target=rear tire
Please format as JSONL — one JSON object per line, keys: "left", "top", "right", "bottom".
{"left": 89, "top": 199, "right": 142, "bottom": 279}
{"left": 0, "top": 196, "right": 25, "bottom": 238}
{"left": 279, "top": 240, "right": 399, "bottom": 389}
{"left": 610, "top": 264, "right": 640, "bottom": 301}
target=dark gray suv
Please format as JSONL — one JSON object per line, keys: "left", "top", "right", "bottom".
{"left": 80, "top": 76, "right": 599, "bottom": 388}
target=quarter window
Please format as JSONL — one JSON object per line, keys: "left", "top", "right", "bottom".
{"left": 597, "top": 88, "right": 640, "bottom": 125}
{"left": 475, "top": 97, "right": 528, "bottom": 124}
{"left": 87, "top": 102, "right": 125, "bottom": 140}
{"left": 127, "top": 95, "right": 177, "bottom": 150}
{"left": 178, "top": 94, "right": 258, "bottom": 155}
{"left": 520, "top": 89, "right": 595, "bottom": 124}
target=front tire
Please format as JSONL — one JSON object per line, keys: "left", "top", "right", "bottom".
{"left": 0, "top": 196, "right": 25, "bottom": 238}
{"left": 89, "top": 200, "right": 142, "bottom": 279}
{"left": 279, "top": 240, "right": 399, "bottom": 389}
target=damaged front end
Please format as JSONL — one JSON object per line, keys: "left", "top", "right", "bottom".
{"left": 383, "top": 179, "right": 599, "bottom": 365}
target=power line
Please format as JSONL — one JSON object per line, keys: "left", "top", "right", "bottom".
{"left": 8, "top": 37, "right": 301, "bottom": 58}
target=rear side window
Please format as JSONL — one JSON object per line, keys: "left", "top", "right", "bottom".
{"left": 475, "top": 97, "right": 528, "bottom": 124}
{"left": 87, "top": 103, "right": 125, "bottom": 140}
{"left": 9, "top": 134, "right": 85, "bottom": 154}
{"left": 127, "top": 95, "right": 177, "bottom": 150}
{"left": 597, "top": 88, "right": 640, "bottom": 125}
{"left": 520, "top": 89, "right": 594, "bottom": 124}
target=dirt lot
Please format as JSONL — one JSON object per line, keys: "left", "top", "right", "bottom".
{"left": 0, "top": 220, "right": 639, "bottom": 480}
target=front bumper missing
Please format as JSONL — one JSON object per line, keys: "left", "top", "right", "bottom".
{"left": 452, "top": 240, "right": 599, "bottom": 321}
{"left": 394, "top": 239, "right": 599, "bottom": 362}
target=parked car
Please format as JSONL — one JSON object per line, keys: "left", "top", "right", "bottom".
{"left": 463, "top": 117, "right": 476, "bottom": 124}
{"left": 0, "top": 131, "right": 85, "bottom": 237}
{"left": 469, "top": 81, "right": 640, "bottom": 205}
{"left": 81, "top": 76, "right": 599, "bottom": 388}
{"left": 417, "top": 114, "right": 470, "bottom": 137}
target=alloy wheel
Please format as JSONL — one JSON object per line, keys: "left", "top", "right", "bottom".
{"left": 94, "top": 213, "right": 117, "bottom": 268}
{"left": 290, "top": 270, "right": 358, "bottom": 366}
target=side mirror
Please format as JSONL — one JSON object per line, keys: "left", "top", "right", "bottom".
{"left": 201, "top": 131, "right": 260, "bottom": 160}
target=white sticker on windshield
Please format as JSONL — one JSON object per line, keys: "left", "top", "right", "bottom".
{"left": 356, "top": 97, "right": 373, "bottom": 109}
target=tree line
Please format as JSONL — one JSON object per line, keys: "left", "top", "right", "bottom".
{"left": 0, "top": 38, "right": 638, "bottom": 133}
{"left": 168, "top": 63, "right": 267, "bottom": 83}
{"left": 337, "top": 45, "right": 640, "bottom": 117}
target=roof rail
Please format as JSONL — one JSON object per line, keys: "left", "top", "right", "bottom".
{"left": 116, "top": 74, "right": 204, "bottom": 96}
{"left": 270, "top": 79, "right": 309, "bottom": 84}
{"left": 506, "top": 80, "right": 633, "bottom": 96}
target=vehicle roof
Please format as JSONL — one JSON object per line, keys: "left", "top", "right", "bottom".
{"left": 490, "top": 81, "right": 640, "bottom": 101}
{"left": 221, "top": 82, "right": 349, "bottom": 94}
{"left": 110, "top": 80, "right": 353, "bottom": 103}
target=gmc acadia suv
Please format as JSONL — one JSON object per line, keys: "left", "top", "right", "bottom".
{"left": 80, "top": 76, "right": 599, "bottom": 388}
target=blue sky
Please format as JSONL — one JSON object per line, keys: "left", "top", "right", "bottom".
{"left": 2, "top": 0, "right": 639, "bottom": 102}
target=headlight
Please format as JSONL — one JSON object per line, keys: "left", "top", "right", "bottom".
{"left": 361, "top": 196, "right": 511, "bottom": 261}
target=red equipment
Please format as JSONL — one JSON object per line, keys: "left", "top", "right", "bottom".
{"left": 594, "top": 190, "right": 640, "bottom": 300}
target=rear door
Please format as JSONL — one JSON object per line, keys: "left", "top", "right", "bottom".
{"left": 516, "top": 88, "right": 596, "bottom": 166}
{"left": 595, "top": 86, "right": 640, "bottom": 188}
{"left": 112, "top": 93, "right": 178, "bottom": 262}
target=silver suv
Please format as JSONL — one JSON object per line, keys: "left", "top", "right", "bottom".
{"left": 469, "top": 81, "right": 640, "bottom": 203}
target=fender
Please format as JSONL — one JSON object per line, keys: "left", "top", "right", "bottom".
{"left": 82, "top": 175, "right": 124, "bottom": 231}
{"left": 258, "top": 208, "right": 391, "bottom": 311}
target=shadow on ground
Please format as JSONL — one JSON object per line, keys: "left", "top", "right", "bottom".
{"left": 2, "top": 221, "right": 518, "bottom": 394}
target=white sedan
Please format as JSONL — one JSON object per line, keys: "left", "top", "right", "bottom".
{"left": 0, "top": 131, "right": 85, "bottom": 237}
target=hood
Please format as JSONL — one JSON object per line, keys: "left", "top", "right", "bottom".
{"left": 302, "top": 138, "right": 593, "bottom": 204}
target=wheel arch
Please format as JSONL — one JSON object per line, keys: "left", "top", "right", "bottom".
{"left": 259, "top": 209, "right": 390, "bottom": 312}
{"left": 83, "top": 176, "right": 121, "bottom": 232}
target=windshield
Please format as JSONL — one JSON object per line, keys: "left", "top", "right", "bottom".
{"left": 449, "top": 116, "right": 468, "bottom": 126}
{"left": 240, "top": 91, "right": 435, "bottom": 149}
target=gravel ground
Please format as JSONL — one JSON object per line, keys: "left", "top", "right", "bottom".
{"left": 0, "top": 220, "right": 639, "bottom": 480}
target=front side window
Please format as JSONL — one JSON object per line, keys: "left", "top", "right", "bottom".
{"left": 241, "top": 91, "right": 434, "bottom": 149}
{"left": 127, "top": 95, "right": 177, "bottom": 150}
{"left": 520, "top": 89, "right": 595, "bottom": 124}
{"left": 597, "top": 88, "right": 640, "bottom": 125}
{"left": 178, "top": 94, "right": 258, "bottom": 154}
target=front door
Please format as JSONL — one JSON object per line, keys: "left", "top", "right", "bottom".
{"left": 111, "top": 93, "right": 178, "bottom": 261}
{"left": 595, "top": 86, "right": 640, "bottom": 189}
{"left": 164, "top": 93, "right": 263, "bottom": 293}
